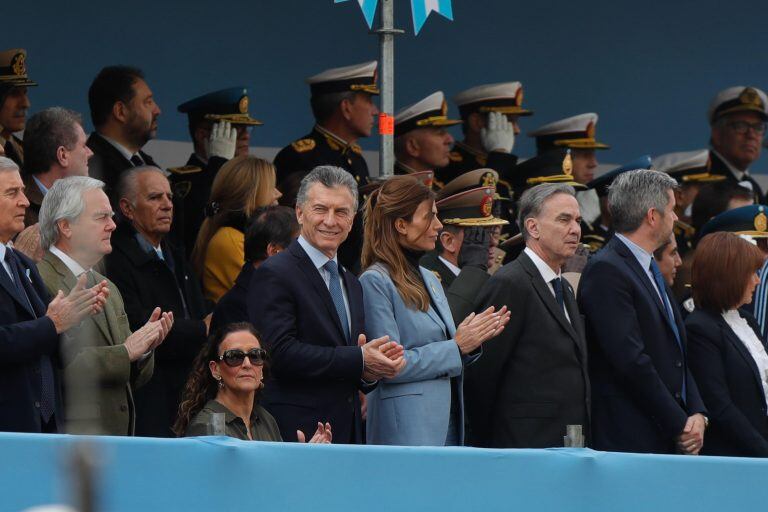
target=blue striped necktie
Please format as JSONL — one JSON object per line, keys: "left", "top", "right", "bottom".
{"left": 324, "top": 260, "right": 350, "bottom": 343}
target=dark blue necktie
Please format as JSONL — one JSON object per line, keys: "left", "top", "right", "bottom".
{"left": 650, "top": 258, "right": 686, "bottom": 403}
{"left": 551, "top": 277, "right": 565, "bottom": 312}
{"left": 324, "top": 260, "right": 350, "bottom": 343}
{"left": 6, "top": 249, "right": 55, "bottom": 421}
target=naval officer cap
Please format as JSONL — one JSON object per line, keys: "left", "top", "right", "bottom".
{"left": 395, "top": 91, "right": 462, "bottom": 137}
{"left": 708, "top": 86, "right": 768, "bottom": 124}
{"left": 306, "top": 61, "right": 380, "bottom": 97}
{"left": 0, "top": 48, "right": 37, "bottom": 102}
{"left": 452, "top": 82, "right": 533, "bottom": 119}
{"left": 652, "top": 149, "right": 724, "bottom": 184}
{"left": 528, "top": 113, "right": 609, "bottom": 153}
{"left": 437, "top": 186, "right": 508, "bottom": 227}
{"left": 587, "top": 155, "right": 652, "bottom": 197}
{"left": 517, "top": 148, "right": 587, "bottom": 190}
{"left": 177, "top": 87, "right": 263, "bottom": 126}
{"left": 699, "top": 204, "right": 768, "bottom": 239}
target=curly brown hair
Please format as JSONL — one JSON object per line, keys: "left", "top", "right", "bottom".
{"left": 172, "top": 322, "right": 269, "bottom": 437}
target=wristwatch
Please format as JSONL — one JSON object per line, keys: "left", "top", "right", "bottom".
{"left": 703, "top": 415, "right": 710, "bottom": 429}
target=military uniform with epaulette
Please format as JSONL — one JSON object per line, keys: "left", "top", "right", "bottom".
{"left": 170, "top": 86, "right": 263, "bottom": 255}
{"left": 0, "top": 48, "right": 37, "bottom": 170}
{"left": 273, "top": 61, "right": 380, "bottom": 208}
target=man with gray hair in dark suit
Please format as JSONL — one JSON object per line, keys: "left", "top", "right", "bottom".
{"left": 465, "top": 183, "right": 590, "bottom": 448}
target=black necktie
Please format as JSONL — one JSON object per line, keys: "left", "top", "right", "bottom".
{"left": 551, "top": 277, "right": 565, "bottom": 312}
{"left": 130, "top": 154, "right": 144, "bottom": 167}
{"left": 5, "top": 249, "right": 55, "bottom": 421}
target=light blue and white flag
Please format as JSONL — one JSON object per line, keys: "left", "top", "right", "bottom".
{"left": 410, "top": 0, "right": 453, "bottom": 34}
{"left": 334, "top": 0, "right": 379, "bottom": 29}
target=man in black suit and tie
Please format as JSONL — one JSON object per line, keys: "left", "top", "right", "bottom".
{"left": 465, "top": 183, "right": 590, "bottom": 448}
{"left": 86, "top": 66, "right": 161, "bottom": 203}
{"left": 248, "top": 166, "right": 405, "bottom": 443}
{"left": 578, "top": 169, "right": 708, "bottom": 454}
{"left": 0, "top": 157, "right": 107, "bottom": 433}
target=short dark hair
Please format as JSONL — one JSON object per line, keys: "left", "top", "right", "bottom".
{"left": 692, "top": 232, "right": 764, "bottom": 313}
{"left": 244, "top": 206, "right": 299, "bottom": 262}
{"left": 88, "top": 66, "right": 145, "bottom": 128}
{"left": 24, "top": 108, "right": 83, "bottom": 175}
{"left": 691, "top": 181, "right": 754, "bottom": 239}
{"left": 310, "top": 91, "right": 356, "bottom": 123}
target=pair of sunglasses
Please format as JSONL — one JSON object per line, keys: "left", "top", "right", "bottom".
{"left": 218, "top": 348, "right": 267, "bottom": 367}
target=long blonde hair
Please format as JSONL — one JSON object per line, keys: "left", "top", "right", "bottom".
{"left": 191, "top": 155, "right": 276, "bottom": 274}
{"left": 362, "top": 175, "right": 435, "bottom": 312}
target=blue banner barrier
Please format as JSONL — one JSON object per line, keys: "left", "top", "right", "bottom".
{"left": 3, "top": 432, "right": 768, "bottom": 511}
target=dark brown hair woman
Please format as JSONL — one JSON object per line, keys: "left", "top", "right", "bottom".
{"left": 686, "top": 231, "right": 768, "bottom": 457}
{"left": 175, "top": 322, "right": 331, "bottom": 443}
{"left": 359, "top": 175, "right": 509, "bottom": 446}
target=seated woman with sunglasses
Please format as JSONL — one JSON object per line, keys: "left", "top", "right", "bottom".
{"left": 174, "top": 322, "right": 332, "bottom": 443}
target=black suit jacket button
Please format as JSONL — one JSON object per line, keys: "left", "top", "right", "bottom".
{"left": 34, "top": 401, "right": 40, "bottom": 408}
{"left": 120, "top": 404, "right": 128, "bottom": 412}
{"left": 674, "top": 391, "right": 682, "bottom": 400}
{"left": 347, "top": 395, "right": 353, "bottom": 404}
{"left": 675, "top": 361, "right": 683, "bottom": 368}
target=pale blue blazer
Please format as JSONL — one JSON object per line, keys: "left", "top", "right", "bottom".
{"left": 360, "top": 262, "right": 479, "bottom": 446}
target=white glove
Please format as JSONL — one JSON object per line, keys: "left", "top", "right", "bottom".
{"left": 481, "top": 111, "right": 515, "bottom": 154}
{"left": 206, "top": 121, "right": 237, "bottom": 160}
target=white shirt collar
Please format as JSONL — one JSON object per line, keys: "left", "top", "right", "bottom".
{"left": 49, "top": 245, "right": 89, "bottom": 277}
{"left": 297, "top": 235, "right": 338, "bottom": 271}
{"left": 711, "top": 148, "right": 749, "bottom": 181}
{"left": 437, "top": 255, "right": 461, "bottom": 277}
{"left": 100, "top": 134, "right": 139, "bottom": 163}
{"left": 615, "top": 233, "right": 653, "bottom": 272}
{"left": 524, "top": 246, "right": 561, "bottom": 283}
{"left": 32, "top": 175, "right": 49, "bottom": 196}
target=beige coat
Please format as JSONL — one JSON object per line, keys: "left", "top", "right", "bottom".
{"left": 37, "top": 250, "right": 153, "bottom": 435}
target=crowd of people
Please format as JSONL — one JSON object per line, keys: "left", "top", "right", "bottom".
{"left": 2, "top": 46, "right": 768, "bottom": 457}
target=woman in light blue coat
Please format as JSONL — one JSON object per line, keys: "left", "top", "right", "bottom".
{"left": 360, "top": 175, "right": 509, "bottom": 446}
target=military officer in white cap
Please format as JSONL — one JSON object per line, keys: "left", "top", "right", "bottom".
{"left": 707, "top": 86, "right": 768, "bottom": 203}
{"left": 528, "top": 113, "right": 609, "bottom": 226}
{"left": 393, "top": 91, "right": 461, "bottom": 185}
{"left": 273, "top": 61, "right": 380, "bottom": 204}
{"left": 439, "top": 82, "right": 529, "bottom": 187}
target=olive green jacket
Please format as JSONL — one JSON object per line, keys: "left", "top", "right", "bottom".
{"left": 37, "top": 250, "right": 153, "bottom": 436}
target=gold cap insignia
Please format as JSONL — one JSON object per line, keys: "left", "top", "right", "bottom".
{"left": 481, "top": 171, "right": 497, "bottom": 188}
{"left": 480, "top": 192, "right": 493, "bottom": 217}
{"left": 740, "top": 87, "right": 763, "bottom": 108}
{"left": 11, "top": 53, "right": 25, "bottom": 76}
{"left": 755, "top": 209, "right": 768, "bottom": 232}
{"left": 515, "top": 87, "right": 524, "bottom": 107}
{"left": 563, "top": 150, "right": 573, "bottom": 176}
{"left": 238, "top": 95, "right": 249, "bottom": 114}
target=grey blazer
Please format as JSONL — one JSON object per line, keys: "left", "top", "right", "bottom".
{"left": 360, "top": 263, "right": 479, "bottom": 446}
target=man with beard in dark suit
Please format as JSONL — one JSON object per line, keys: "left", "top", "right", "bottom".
{"left": 86, "top": 66, "right": 161, "bottom": 203}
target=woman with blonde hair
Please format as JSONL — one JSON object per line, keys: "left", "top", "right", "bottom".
{"left": 191, "top": 155, "right": 281, "bottom": 302}
{"left": 359, "top": 175, "right": 510, "bottom": 446}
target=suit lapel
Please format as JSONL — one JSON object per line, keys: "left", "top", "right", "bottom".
{"left": 289, "top": 242, "right": 347, "bottom": 345}
{"left": 13, "top": 255, "right": 46, "bottom": 317}
{"left": 0, "top": 261, "right": 33, "bottom": 317}
{"left": 419, "top": 267, "right": 451, "bottom": 337}
{"left": 519, "top": 253, "right": 579, "bottom": 342}
{"left": 613, "top": 238, "right": 668, "bottom": 317}
{"left": 720, "top": 315, "right": 765, "bottom": 397}
{"left": 44, "top": 251, "right": 113, "bottom": 343}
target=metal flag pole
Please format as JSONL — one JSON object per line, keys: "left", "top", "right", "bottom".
{"left": 373, "top": 0, "right": 403, "bottom": 177}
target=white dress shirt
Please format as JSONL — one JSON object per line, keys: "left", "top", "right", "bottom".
{"left": 0, "top": 242, "right": 16, "bottom": 283}
{"left": 524, "top": 247, "right": 570, "bottom": 322}
{"left": 438, "top": 256, "right": 461, "bottom": 277}
{"left": 722, "top": 309, "right": 768, "bottom": 410}
{"left": 49, "top": 246, "right": 89, "bottom": 277}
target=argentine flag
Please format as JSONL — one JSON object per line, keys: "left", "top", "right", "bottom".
{"left": 411, "top": 0, "right": 453, "bottom": 34}
{"left": 334, "top": 0, "right": 379, "bottom": 28}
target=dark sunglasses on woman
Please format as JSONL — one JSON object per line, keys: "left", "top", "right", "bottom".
{"left": 218, "top": 348, "right": 267, "bottom": 367}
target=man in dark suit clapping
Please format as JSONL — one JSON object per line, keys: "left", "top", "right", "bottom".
{"left": 578, "top": 169, "right": 708, "bottom": 454}
{"left": 248, "top": 166, "right": 405, "bottom": 443}
{"left": 465, "top": 182, "right": 590, "bottom": 448}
